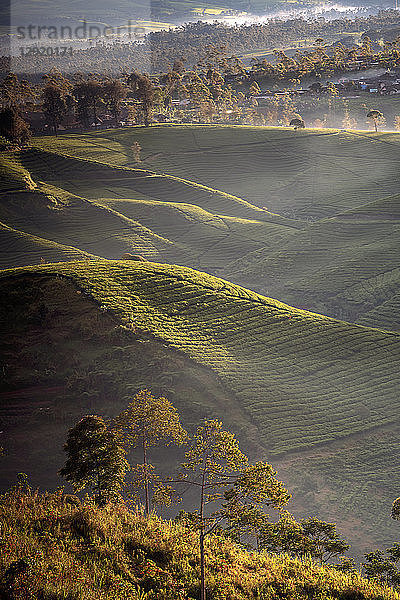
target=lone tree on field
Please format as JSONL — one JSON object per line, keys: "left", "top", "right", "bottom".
{"left": 289, "top": 117, "right": 305, "bottom": 131}
{"left": 367, "top": 109, "right": 384, "bottom": 132}
{"left": 115, "top": 390, "right": 187, "bottom": 514}
{"left": 175, "top": 419, "right": 290, "bottom": 600}
{"left": 131, "top": 141, "right": 142, "bottom": 162}
{"left": 60, "top": 415, "right": 129, "bottom": 505}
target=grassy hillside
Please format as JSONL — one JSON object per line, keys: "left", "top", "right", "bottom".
{"left": 0, "top": 222, "right": 96, "bottom": 267}
{"left": 225, "top": 193, "right": 400, "bottom": 328}
{"left": 1, "top": 260, "right": 400, "bottom": 555}
{"left": 4, "top": 260, "right": 400, "bottom": 454}
{"left": 3, "top": 125, "right": 400, "bottom": 555}
{"left": 1, "top": 488, "right": 398, "bottom": 600}
{"left": 0, "top": 147, "right": 299, "bottom": 271}
{"left": 29, "top": 125, "right": 400, "bottom": 331}
{"left": 33, "top": 127, "right": 400, "bottom": 220}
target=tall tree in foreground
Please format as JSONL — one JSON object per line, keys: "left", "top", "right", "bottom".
{"left": 115, "top": 389, "right": 187, "bottom": 514}
{"left": 176, "top": 419, "right": 290, "bottom": 600}
{"left": 60, "top": 415, "right": 129, "bottom": 505}
{"left": 363, "top": 546, "right": 400, "bottom": 587}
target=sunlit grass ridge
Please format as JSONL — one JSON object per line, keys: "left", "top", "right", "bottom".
{"left": 3, "top": 259, "right": 400, "bottom": 456}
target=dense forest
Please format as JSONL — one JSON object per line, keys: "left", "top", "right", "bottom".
{"left": 5, "top": 10, "right": 400, "bottom": 75}
{"left": 3, "top": 28, "right": 400, "bottom": 144}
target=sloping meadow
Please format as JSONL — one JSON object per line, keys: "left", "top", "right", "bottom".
{"left": 3, "top": 260, "right": 399, "bottom": 456}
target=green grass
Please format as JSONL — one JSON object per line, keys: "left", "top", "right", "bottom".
{"left": 4, "top": 260, "right": 397, "bottom": 456}
{"left": 0, "top": 222, "right": 96, "bottom": 268}
{"left": 3, "top": 488, "right": 397, "bottom": 600}
{"left": 0, "top": 150, "right": 196, "bottom": 267}
{"left": 33, "top": 126, "right": 400, "bottom": 220}
{"left": 0, "top": 146, "right": 299, "bottom": 271}
{"left": 225, "top": 193, "right": 400, "bottom": 329}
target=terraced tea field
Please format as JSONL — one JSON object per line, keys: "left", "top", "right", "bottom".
{"left": 23, "top": 125, "right": 400, "bottom": 331}
{"left": 34, "top": 126, "right": 400, "bottom": 220}
{"left": 3, "top": 125, "right": 400, "bottom": 556}
{"left": 8, "top": 260, "right": 400, "bottom": 454}
{"left": 0, "top": 145, "right": 300, "bottom": 272}
{"left": 5, "top": 126, "right": 400, "bottom": 330}
{"left": 1, "top": 261, "right": 400, "bottom": 556}
{"left": 225, "top": 193, "right": 400, "bottom": 329}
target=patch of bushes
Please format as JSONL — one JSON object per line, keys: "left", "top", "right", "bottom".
{"left": 0, "top": 488, "right": 399, "bottom": 600}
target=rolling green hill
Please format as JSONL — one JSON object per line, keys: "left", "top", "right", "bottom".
{"left": 34, "top": 127, "right": 400, "bottom": 220}
{"left": 0, "top": 222, "right": 96, "bottom": 267}
{"left": 225, "top": 193, "right": 400, "bottom": 328}
{"left": 0, "top": 146, "right": 300, "bottom": 271}
{"left": 3, "top": 125, "right": 400, "bottom": 557}
{"left": 1, "top": 260, "right": 400, "bottom": 556}
{"left": 4, "top": 125, "right": 400, "bottom": 331}
{"left": 25, "top": 125, "right": 400, "bottom": 331}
